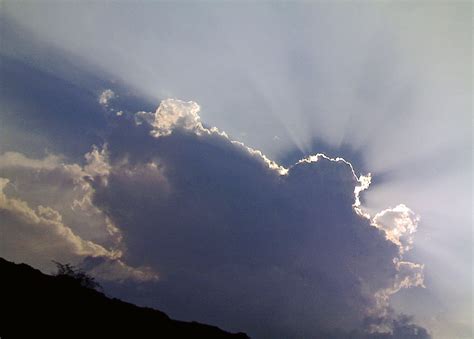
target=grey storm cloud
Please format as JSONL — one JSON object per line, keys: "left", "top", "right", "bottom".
{"left": 0, "top": 95, "right": 429, "bottom": 337}
{"left": 1, "top": 3, "right": 470, "bottom": 337}
{"left": 80, "top": 99, "right": 428, "bottom": 338}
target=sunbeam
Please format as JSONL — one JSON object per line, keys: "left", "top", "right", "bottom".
{"left": 0, "top": 2, "right": 471, "bottom": 338}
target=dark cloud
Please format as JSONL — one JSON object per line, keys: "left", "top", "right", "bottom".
{"left": 85, "top": 100, "right": 427, "bottom": 338}
{"left": 0, "top": 90, "right": 428, "bottom": 336}
{"left": 1, "top": 4, "right": 469, "bottom": 335}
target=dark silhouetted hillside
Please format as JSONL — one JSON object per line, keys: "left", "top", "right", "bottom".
{"left": 0, "top": 257, "right": 248, "bottom": 338}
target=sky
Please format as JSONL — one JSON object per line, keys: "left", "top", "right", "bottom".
{"left": 0, "top": 1, "right": 472, "bottom": 338}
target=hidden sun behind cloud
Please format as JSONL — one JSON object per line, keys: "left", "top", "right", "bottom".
{"left": 0, "top": 93, "right": 429, "bottom": 338}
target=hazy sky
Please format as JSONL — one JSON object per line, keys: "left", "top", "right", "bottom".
{"left": 0, "top": 2, "right": 471, "bottom": 338}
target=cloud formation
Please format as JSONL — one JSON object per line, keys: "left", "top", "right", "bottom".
{"left": 80, "top": 99, "right": 427, "bottom": 337}
{"left": 0, "top": 177, "right": 114, "bottom": 264}
{"left": 0, "top": 149, "right": 157, "bottom": 282}
{"left": 1, "top": 3, "right": 470, "bottom": 336}
{"left": 0, "top": 96, "right": 428, "bottom": 336}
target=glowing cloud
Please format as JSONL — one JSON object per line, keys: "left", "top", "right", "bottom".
{"left": 0, "top": 149, "right": 157, "bottom": 282}
{"left": 82, "top": 98, "right": 427, "bottom": 337}
{"left": 98, "top": 89, "right": 116, "bottom": 107}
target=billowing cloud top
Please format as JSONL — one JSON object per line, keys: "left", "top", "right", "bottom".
{"left": 150, "top": 99, "right": 202, "bottom": 137}
{"left": 0, "top": 98, "right": 428, "bottom": 338}
{"left": 2, "top": 2, "right": 471, "bottom": 336}
{"left": 101, "top": 99, "right": 425, "bottom": 337}
{"left": 0, "top": 149, "right": 157, "bottom": 282}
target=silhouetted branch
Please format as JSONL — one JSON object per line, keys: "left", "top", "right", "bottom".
{"left": 52, "top": 260, "right": 101, "bottom": 291}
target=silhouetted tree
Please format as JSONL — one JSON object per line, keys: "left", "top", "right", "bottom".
{"left": 52, "top": 261, "right": 101, "bottom": 291}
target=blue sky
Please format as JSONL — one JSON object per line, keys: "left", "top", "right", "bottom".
{"left": 0, "top": 2, "right": 471, "bottom": 338}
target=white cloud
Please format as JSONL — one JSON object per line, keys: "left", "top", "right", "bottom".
{"left": 371, "top": 260, "right": 425, "bottom": 333}
{"left": 84, "top": 145, "right": 111, "bottom": 183}
{"left": 149, "top": 99, "right": 203, "bottom": 137}
{"left": 0, "top": 177, "right": 117, "bottom": 265}
{"left": 136, "top": 98, "right": 289, "bottom": 174}
{"left": 134, "top": 110, "right": 155, "bottom": 126}
{"left": 372, "top": 204, "right": 420, "bottom": 253}
{"left": 98, "top": 89, "right": 115, "bottom": 106}
{"left": 0, "top": 150, "right": 158, "bottom": 282}
{"left": 0, "top": 152, "right": 62, "bottom": 169}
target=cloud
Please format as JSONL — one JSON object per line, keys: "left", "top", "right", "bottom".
{"left": 82, "top": 256, "right": 159, "bottom": 283}
{"left": 0, "top": 149, "right": 157, "bottom": 282}
{"left": 148, "top": 99, "right": 203, "bottom": 137}
{"left": 82, "top": 99, "right": 427, "bottom": 337}
{"left": 0, "top": 96, "right": 428, "bottom": 337}
{"left": 0, "top": 151, "right": 62, "bottom": 169}
{"left": 99, "top": 89, "right": 115, "bottom": 106}
{"left": 1, "top": 3, "right": 469, "bottom": 335}
{"left": 0, "top": 177, "right": 115, "bottom": 267}
{"left": 84, "top": 145, "right": 111, "bottom": 185}
{"left": 372, "top": 205, "right": 420, "bottom": 254}
{"left": 134, "top": 98, "right": 288, "bottom": 175}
